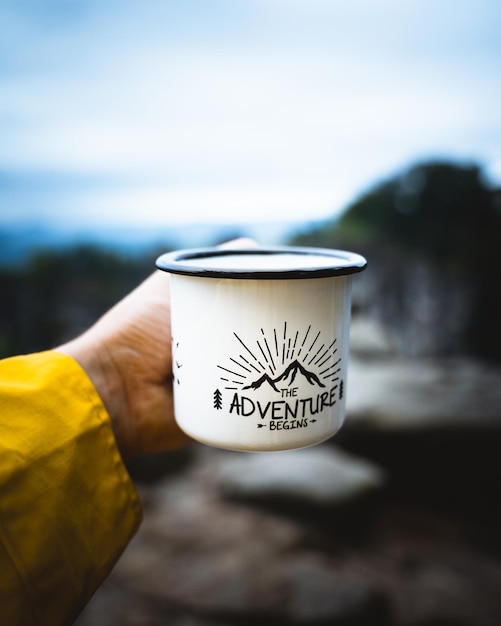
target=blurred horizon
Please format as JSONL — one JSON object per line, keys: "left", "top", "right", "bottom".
{"left": 1, "top": 0, "right": 500, "bottom": 238}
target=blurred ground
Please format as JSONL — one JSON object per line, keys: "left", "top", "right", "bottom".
{"left": 75, "top": 317, "right": 501, "bottom": 626}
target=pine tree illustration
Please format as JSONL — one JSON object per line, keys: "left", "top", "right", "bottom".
{"left": 213, "top": 389, "right": 223, "bottom": 410}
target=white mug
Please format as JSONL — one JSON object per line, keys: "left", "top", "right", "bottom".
{"left": 156, "top": 246, "right": 367, "bottom": 452}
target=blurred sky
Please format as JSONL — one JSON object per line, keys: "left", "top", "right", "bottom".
{"left": 1, "top": 0, "right": 500, "bottom": 231}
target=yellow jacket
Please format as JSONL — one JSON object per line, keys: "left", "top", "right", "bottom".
{"left": 0, "top": 351, "right": 142, "bottom": 625}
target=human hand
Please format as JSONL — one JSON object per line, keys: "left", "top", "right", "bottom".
{"left": 58, "top": 270, "right": 188, "bottom": 459}
{"left": 57, "top": 239, "right": 257, "bottom": 460}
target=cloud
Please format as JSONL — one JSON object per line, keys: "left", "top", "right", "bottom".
{"left": 1, "top": 0, "right": 500, "bottom": 228}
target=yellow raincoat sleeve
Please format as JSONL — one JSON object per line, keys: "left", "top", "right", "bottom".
{"left": 0, "top": 351, "right": 143, "bottom": 625}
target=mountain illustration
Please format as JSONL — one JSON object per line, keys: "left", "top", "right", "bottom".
{"left": 243, "top": 360, "right": 325, "bottom": 391}
{"left": 274, "top": 360, "right": 326, "bottom": 388}
{"left": 243, "top": 373, "right": 280, "bottom": 392}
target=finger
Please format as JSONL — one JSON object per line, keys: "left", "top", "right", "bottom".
{"left": 218, "top": 238, "right": 260, "bottom": 250}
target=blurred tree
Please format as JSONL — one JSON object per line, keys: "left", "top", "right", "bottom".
{"left": 290, "top": 161, "right": 501, "bottom": 361}
{"left": 338, "top": 162, "right": 497, "bottom": 264}
{"left": 0, "top": 245, "right": 164, "bottom": 359}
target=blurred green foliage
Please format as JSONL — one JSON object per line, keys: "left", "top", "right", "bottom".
{"left": 291, "top": 161, "right": 501, "bottom": 361}
{"left": 0, "top": 245, "right": 164, "bottom": 359}
{"left": 293, "top": 161, "right": 500, "bottom": 259}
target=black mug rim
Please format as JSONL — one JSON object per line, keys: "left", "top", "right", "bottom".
{"left": 155, "top": 245, "right": 367, "bottom": 280}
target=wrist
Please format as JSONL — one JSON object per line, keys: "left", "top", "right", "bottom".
{"left": 57, "top": 335, "right": 133, "bottom": 458}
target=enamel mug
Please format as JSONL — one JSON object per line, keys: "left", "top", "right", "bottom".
{"left": 156, "top": 246, "right": 367, "bottom": 452}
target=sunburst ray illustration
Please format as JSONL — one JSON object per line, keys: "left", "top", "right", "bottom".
{"left": 218, "top": 323, "right": 341, "bottom": 391}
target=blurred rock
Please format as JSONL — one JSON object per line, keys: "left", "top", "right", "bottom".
{"left": 350, "top": 316, "right": 398, "bottom": 359}
{"left": 339, "top": 354, "right": 501, "bottom": 529}
{"left": 279, "top": 554, "right": 390, "bottom": 625}
{"left": 215, "top": 445, "right": 385, "bottom": 507}
{"left": 346, "top": 356, "right": 501, "bottom": 431}
{"left": 369, "top": 508, "right": 501, "bottom": 626}
{"left": 76, "top": 444, "right": 501, "bottom": 626}
{"left": 78, "top": 446, "right": 390, "bottom": 625}
{"left": 107, "top": 448, "right": 304, "bottom": 618}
